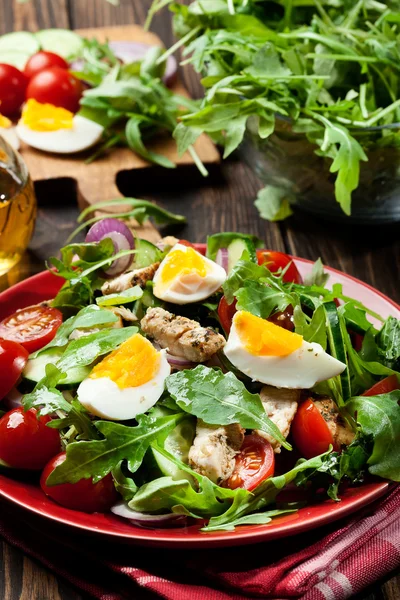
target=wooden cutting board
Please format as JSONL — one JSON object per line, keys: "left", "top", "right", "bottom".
{"left": 19, "top": 25, "right": 219, "bottom": 242}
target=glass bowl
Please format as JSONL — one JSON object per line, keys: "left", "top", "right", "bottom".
{"left": 241, "top": 117, "right": 400, "bottom": 224}
{"left": 0, "top": 135, "right": 37, "bottom": 275}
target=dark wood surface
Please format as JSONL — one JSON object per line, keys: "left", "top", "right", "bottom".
{"left": 0, "top": 1, "right": 399, "bottom": 599}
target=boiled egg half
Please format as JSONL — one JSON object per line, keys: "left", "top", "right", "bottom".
{"left": 0, "top": 114, "right": 19, "bottom": 150}
{"left": 224, "top": 310, "right": 346, "bottom": 389}
{"left": 77, "top": 333, "right": 170, "bottom": 420}
{"left": 153, "top": 243, "right": 226, "bottom": 304}
{"left": 16, "top": 99, "right": 103, "bottom": 154}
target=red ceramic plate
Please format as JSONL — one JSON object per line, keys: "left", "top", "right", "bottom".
{"left": 0, "top": 247, "right": 398, "bottom": 548}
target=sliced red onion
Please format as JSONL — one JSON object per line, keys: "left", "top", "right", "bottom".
{"left": 85, "top": 218, "right": 135, "bottom": 276}
{"left": 109, "top": 41, "right": 178, "bottom": 87}
{"left": 3, "top": 387, "right": 23, "bottom": 410}
{"left": 215, "top": 248, "right": 229, "bottom": 273}
{"left": 166, "top": 352, "right": 196, "bottom": 369}
{"left": 111, "top": 501, "right": 189, "bottom": 528}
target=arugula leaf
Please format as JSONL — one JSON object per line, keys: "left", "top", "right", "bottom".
{"left": 222, "top": 259, "right": 270, "bottom": 304}
{"left": 46, "top": 413, "right": 184, "bottom": 485}
{"left": 206, "top": 232, "right": 262, "bottom": 261}
{"left": 303, "top": 258, "right": 329, "bottom": 287}
{"left": 339, "top": 302, "right": 375, "bottom": 335}
{"left": 96, "top": 285, "right": 143, "bottom": 307}
{"left": 56, "top": 326, "right": 138, "bottom": 372}
{"left": 375, "top": 317, "right": 400, "bottom": 370}
{"left": 204, "top": 452, "right": 328, "bottom": 530}
{"left": 347, "top": 391, "right": 400, "bottom": 481}
{"left": 254, "top": 186, "right": 294, "bottom": 222}
{"left": 112, "top": 462, "right": 138, "bottom": 501}
{"left": 166, "top": 365, "right": 290, "bottom": 449}
{"left": 204, "top": 508, "right": 297, "bottom": 532}
{"left": 294, "top": 304, "right": 327, "bottom": 350}
{"left": 235, "top": 280, "right": 292, "bottom": 319}
{"left": 34, "top": 305, "right": 119, "bottom": 355}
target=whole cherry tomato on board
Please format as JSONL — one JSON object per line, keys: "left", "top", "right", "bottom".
{"left": 362, "top": 375, "right": 399, "bottom": 397}
{"left": 0, "top": 64, "right": 27, "bottom": 116}
{"left": 291, "top": 398, "right": 337, "bottom": 459}
{"left": 257, "top": 250, "right": 302, "bottom": 284}
{"left": 24, "top": 51, "right": 69, "bottom": 79}
{"left": 0, "top": 305, "right": 63, "bottom": 353}
{"left": 0, "top": 340, "right": 28, "bottom": 400}
{"left": 26, "top": 67, "right": 83, "bottom": 113}
{"left": 225, "top": 434, "right": 275, "bottom": 491}
{"left": 0, "top": 407, "right": 61, "bottom": 470}
{"left": 41, "top": 452, "right": 118, "bottom": 513}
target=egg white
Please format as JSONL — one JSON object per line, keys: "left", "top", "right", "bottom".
{"left": 16, "top": 115, "right": 103, "bottom": 154}
{"left": 153, "top": 243, "right": 226, "bottom": 304}
{"left": 224, "top": 320, "right": 346, "bottom": 389}
{"left": 77, "top": 349, "right": 170, "bottom": 421}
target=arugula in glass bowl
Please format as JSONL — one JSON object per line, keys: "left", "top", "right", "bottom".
{"left": 148, "top": 0, "right": 400, "bottom": 221}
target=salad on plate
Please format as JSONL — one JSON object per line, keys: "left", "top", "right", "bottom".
{"left": 0, "top": 214, "right": 399, "bottom": 532}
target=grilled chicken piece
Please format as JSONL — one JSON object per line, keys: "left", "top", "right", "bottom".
{"left": 188, "top": 421, "right": 244, "bottom": 483}
{"left": 140, "top": 307, "right": 226, "bottom": 363}
{"left": 257, "top": 385, "right": 301, "bottom": 453}
{"left": 314, "top": 398, "right": 355, "bottom": 448}
{"left": 101, "top": 262, "right": 160, "bottom": 295}
{"left": 69, "top": 313, "right": 123, "bottom": 341}
{"left": 160, "top": 235, "right": 179, "bottom": 249}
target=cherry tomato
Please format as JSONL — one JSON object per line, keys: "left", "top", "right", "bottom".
{"left": 257, "top": 250, "right": 302, "bottom": 284}
{"left": 268, "top": 305, "right": 294, "bottom": 331}
{"left": 41, "top": 452, "right": 118, "bottom": 513}
{"left": 362, "top": 375, "right": 400, "bottom": 397}
{"left": 178, "top": 239, "right": 196, "bottom": 248}
{"left": 226, "top": 434, "right": 275, "bottom": 491}
{"left": 26, "top": 67, "right": 83, "bottom": 113}
{"left": 0, "top": 407, "right": 60, "bottom": 470}
{"left": 0, "top": 64, "right": 27, "bottom": 116}
{"left": 0, "top": 305, "right": 63, "bottom": 353}
{"left": 291, "top": 398, "right": 337, "bottom": 459}
{"left": 218, "top": 296, "right": 237, "bottom": 334}
{"left": 24, "top": 51, "right": 69, "bottom": 80}
{"left": 0, "top": 340, "right": 28, "bottom": 400}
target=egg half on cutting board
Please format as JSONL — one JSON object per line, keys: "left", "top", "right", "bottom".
{"left": 224, "top": 310, "right": 346, "bottom": 389}
{"left": 153, "top": 243, "right": 227, "bottom": 304}
{"left": 77, "top": 333, "right": 171, "bottom": 421}
{"left": 16, "top": 99, "right": 103, "bottom": 154}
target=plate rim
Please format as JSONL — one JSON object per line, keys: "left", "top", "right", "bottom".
{"left": 0, "top": 253, "right": 397, "bottom": 547}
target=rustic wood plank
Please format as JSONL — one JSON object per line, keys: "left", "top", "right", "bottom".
{"left": 0, "top": 0, "right": 70, "bottom": 34}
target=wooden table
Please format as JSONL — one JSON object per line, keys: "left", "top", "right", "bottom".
{"left": 0, "top": 1, "right": 399, "bottom": 599}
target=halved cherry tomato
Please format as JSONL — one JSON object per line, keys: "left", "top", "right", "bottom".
{"left": 178, "top": 239, "right": 196, "bottom": 248}
{"left": 26, "top": 67, "right": 83, "bottom": 113}
{"left": 0, "top": 407, "right": 61, "bottom": 470}
{"left": 291, "top": 398, "right": 337, "bottom": 459}
{"left": 362, "top": 375, "right": 400, "bottom": 397}
{"left": 0, "top": 340, "right": 28, "bottom": 400}
{"left": 218, "top": 296, "right": 237, "bottom": 334}
{"left": 0, "top": 305, "right": 63, "bottom": 353}
{"left": 226, "top": 434, "right": 275, "bottom": 491}
{"left": 24, "top": 51, "right": 69, "bottom": 79}
{"left": 41, "top": 452, "right": 118, "bottom": 513}
{"left": 0, "top": 63, "right": 27, "bottom": 116}
{"left": 257, "top": 250, "right": 302, "bottom": 284}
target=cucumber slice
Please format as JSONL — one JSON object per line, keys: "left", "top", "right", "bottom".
{"left": 0, "top": 32, "right": 40, "bottom": 55}
{"left": 227, "top": 238, "right": 256, "bottom": 273}
{"left": 133, "top": 238, "right": 163, "bottom": 269}
{"left": 35, "top": 29, "right": 83, "bottom": 60}
{"left": 151, "top": 419, "right": 196, "bottom": 482}
{"left": 23, "top": 347, "right": 91, "bottom": 386}
{"left": 0, "top": 49, "right": 32, "bottom": 70}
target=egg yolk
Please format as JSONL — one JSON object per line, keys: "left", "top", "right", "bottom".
{"left": 234, "top": 311, "right": 303, "bottom": 357}
{"left": 0, "top": 114, "right": 11, "bottom": 128}
{"left": 89, "top": 334, "right": 160, "bottom": 389}
{"left": 21, "top": 99, "right": 74, "bottom": 132}
{"left": 160, "top": 247, "right": 209, "bottom": 286}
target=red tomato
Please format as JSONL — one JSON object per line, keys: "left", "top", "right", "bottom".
{"left": 26, "top": 67, "right": 83, "bottom": 113}
{"left": 41, "top": 452, "right": 118, "bottom": 513}
{"left": 0, "top": 64, "right": 27, "bottom": 116}
{"left": 257, "top": 250, "right": 302, "bottom": 284}
{"left": 218, "top": 296, "right": 237, "bottom": 334}
{"left": 268, "top": 306, "right": 294, "bottom": 331}
{"left": 226, "top": 434, "right": 275, "bottom": 491}
{"left": 362, "top": 375, "right": 400, "bottom": 397}
{"left": 0, "top": 407, "right": 60, "bottom": 470}
{"left": 178, "top": 239, "right": 196, "bottom": 248}
{"left": 0, "top": 305, "right": 63, "bottom": 353}
{"left": 24, "top": 51, "right": 69, "bottom": 79}
{"left": 291, "top": 398, "right": 337, "bottom": 459}
{"left": 0, "top": 340, "right": 28, "bottom": 400}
